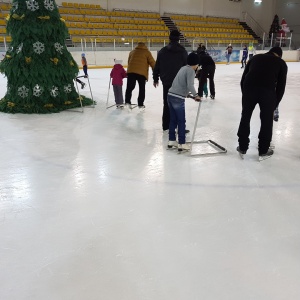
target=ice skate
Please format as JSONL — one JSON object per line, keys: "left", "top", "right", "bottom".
{"left": 119, "top": 104, "right": 124, "bottom": 109}
{"left": 138, "top": 105, "right": 145, "bottom": 112}
{"left": 125, "top": 103, "right": 132, "bottom": 111}
{"left": 259, "top": 149, "right": 274, "bottom": 162}
{"left": 167, "top": 140, "right": 178, "bottom": 150}
{"left": 178, "top": 143, "right": 190, "bottom": 153}
{"left": 236, "top": 146, "right": 246, "bottom": 159}
{"left": 81, "top": 83, "right": 86, "bottom": 89}
{"left": 210, "top": 95, "right": 215, "bottom": 100}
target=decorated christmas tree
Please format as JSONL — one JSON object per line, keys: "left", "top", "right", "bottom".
{"left": 268, "top": 14, "right": 280, "bottom": 39}
{"left": 0, "top": 0, "right": 93, "bottom": 113}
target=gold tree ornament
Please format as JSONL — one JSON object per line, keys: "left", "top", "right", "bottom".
{"left": 50, "top": 58, "right": 59, "bottom": 65}
{"left": 25, "top": 57, "right": 32, "bottom": 64}
{"left": 12, "top": 14, "right": 25, "bottom": 20}
{"left": 38, "top": 16, "right": 50, "bottom": 20}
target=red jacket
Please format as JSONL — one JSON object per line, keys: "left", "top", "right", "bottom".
{"left": 110, "top": 64, "right": 127, "bottom": 85}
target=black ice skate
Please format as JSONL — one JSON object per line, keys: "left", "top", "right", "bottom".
{"left": 236, "top": 146, "right": 246, "bottom": 159}
{"left": 259, "top": 149, "right": 274, "bottom": 162}
{"left": 210, "top": 95, "right": 215, "bottom": 100}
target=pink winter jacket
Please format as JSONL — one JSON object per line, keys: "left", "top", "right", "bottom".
{"left": 110, "top": 64, "right": 127, "bottom": 85}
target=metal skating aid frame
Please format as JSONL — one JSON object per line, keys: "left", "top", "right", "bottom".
{"left": 74, "top": 75, "right": 95, "bottom": 111}
{"left": 187, "top": 98, "right": 227, "bottom": 156}
{"left": 106, "top": 78, "right": 116, "bottom": 109}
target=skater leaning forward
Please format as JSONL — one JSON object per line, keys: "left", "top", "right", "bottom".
{"left": 237, "top": 46, "right": 288, "bottom": 160}
{"left": 167, "top": 52, "right": 201, "bottom": 152}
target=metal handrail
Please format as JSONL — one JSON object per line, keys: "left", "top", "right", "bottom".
{"left": 241, "top": 11, "right": 265, "bottom": 39}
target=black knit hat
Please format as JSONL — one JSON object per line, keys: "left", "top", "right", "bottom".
{"left": 169, "top": 30, "right": 180, "bottom": 41}
{"left": 187, "top": 52, "right": 199, "bottom": 66}
{"left": 269, "top": 46, "right": 283, "bottom": 57}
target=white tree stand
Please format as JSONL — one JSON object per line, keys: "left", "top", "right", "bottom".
{"left": 187, "top": 98, "right": 227, "bottom": 156}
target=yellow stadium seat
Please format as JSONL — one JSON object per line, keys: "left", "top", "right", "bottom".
{"left": 62, "top": 2, "right": 68, "bottom": 7}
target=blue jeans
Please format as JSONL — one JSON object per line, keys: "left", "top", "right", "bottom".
{"left": 167, "top": 94, "right": 186, "bottom": 144}
{"left": 226, "top": 53, "right": 231, "bottom": 63}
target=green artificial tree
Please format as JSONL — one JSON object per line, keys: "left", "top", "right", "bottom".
{"left": 268, "top": 14, "right": 280, "bottom": 39}
{"left": 0, "top": 0, "right": 93, "bottom": 113}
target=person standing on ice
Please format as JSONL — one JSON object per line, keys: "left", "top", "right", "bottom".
{"left": 167, "top": 52, "right": 201, "bottom": 152}
{"left": 124, "top": 42, "right": 155, "bottom": 112}
{"left": 81, "top": 53, "right": 88, "bottom": 77}
{"left": 196, "top": 45, "right": 216, "bottom": 100}
{"left": 225, "top": 44, "right": 233, "bottom": 64}
{"left": 110, "top": 60, "right": 127, "bottom": 108}
{"left": 248, "top": 43, "right": 256, "bottom": 61}
{"left": 241, "top": 45, "right": 248, "bottom": 69}
{"left": 153, "top": 30, "right": 188, "bottom": 131}
{"left": 237, "top": 47, "right": 288, "bottom": 161}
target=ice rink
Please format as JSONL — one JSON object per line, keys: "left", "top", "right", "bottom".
{"left": 1, "top": 62, "right": 300, "bottom": 299}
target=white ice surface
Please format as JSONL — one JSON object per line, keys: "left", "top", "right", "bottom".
{"left": 0, "top": 63, "right": 300, "bottom": 300}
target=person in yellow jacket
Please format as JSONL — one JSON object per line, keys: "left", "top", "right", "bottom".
{"left": 125, "top": 42, "right": 156, "bottom": 111}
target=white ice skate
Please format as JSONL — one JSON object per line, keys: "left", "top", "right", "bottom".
{"left": 167, "top": 140, "right": 178, "bottom": 150}
{"left": 177, "top": 143, "right": 190, "bottom": 154}
{"left": 236, "top": 146, "right": 246, "bottom": 159}
{"left": 138, "top": 105, "right": 145, "bottom": 112}
{"left": 125, "top": 103, "right": 132, "bottom": 111}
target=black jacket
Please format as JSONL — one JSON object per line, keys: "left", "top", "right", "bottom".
{"left": 196, "top": 50, "right": 215, "bottom": 68}
{"left": 153, "top": 42, "right": 188, "bottom": 86}
{"left": 241, "top": 52, "right": 288, "bottom": 107}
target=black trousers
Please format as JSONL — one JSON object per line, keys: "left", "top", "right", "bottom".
{"left": 125, "top": 73, "right": 146, "bottom": 106}
{"left": 241, "top": 57, "right": 247, "bottom": 67}
{"left": 162, "top": 84, "right": 171, "bottom": 130}
{"left": 237, "top": 89, "right": 276, "bottom": 155}
{"left": 198, "top": 65, "right": 215, "bottom": 97}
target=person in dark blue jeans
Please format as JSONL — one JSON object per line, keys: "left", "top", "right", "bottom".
{"left": 167, "top": 53, "right": 201, "bottom": 152}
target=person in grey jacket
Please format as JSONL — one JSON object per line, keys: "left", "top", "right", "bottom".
{"left": 167, "top": 52, "right": 201, "bottom": 152}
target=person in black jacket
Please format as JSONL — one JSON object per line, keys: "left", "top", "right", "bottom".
{"left": 237, "top": 47, "right": 288, "bottom": 160}
{"left": 153, "top": 30, "right": 188, "bottom": 131}
{"left": 196, "top": 46, "right": 216, "bottom": 99}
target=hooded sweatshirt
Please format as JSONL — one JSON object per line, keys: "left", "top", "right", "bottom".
{"left": 127, "top": 42, "right": 155, "bottom": 80}
{"left": 110, "top": 64, "right": 127, "bottom": 85}
{"left": 153, "top": 41, "right": 188, "bottom": 86}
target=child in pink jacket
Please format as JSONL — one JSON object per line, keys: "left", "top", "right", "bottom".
{"left": 110, "top": 60, "right": 127, "bottom": 108}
